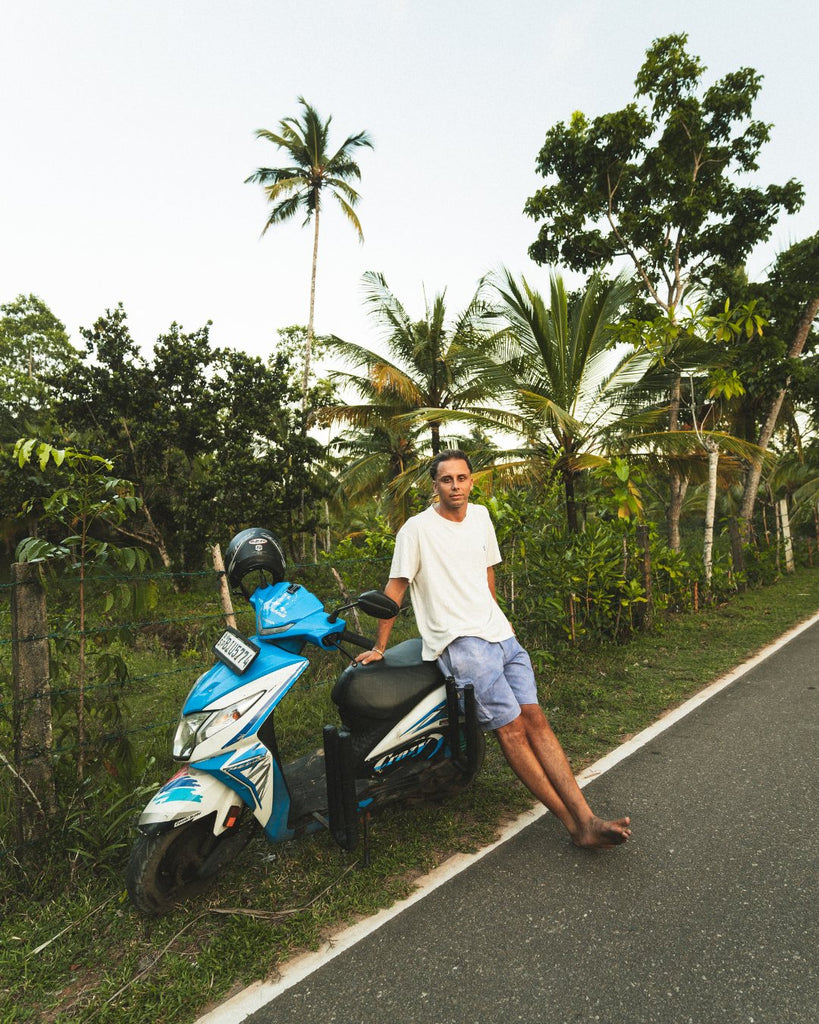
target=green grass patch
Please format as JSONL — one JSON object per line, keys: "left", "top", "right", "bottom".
{"left": 2, "top": 567, "right": 819, "bottom": 1023}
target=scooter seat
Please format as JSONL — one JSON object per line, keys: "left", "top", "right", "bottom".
{"left": 332, "top": 638, "right": 444, "bottom": 721}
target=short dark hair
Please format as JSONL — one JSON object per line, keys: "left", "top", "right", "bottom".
{"left": 429, "top": 449, "right": 472, "bottom": 480}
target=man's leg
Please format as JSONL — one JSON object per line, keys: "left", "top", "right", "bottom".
{"left": 495, "top": 705, "right": 631, "bottom": 848}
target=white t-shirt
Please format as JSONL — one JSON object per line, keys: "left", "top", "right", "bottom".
{"left": 390, "top": 503, "right": 513, "bottom": 660}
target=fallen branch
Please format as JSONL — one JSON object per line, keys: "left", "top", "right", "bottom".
{"left": 210, "top": 860, "right": 359, "bottom": 921}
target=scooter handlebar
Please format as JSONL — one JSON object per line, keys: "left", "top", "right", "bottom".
{"left": 340, "top": 629, "right": 374, "bottom": 649}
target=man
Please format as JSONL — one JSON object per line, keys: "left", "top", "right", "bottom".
{"left": 356, "top": 449, "right": 631, "bottom": 849}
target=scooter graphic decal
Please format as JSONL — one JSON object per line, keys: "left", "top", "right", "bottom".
{"left": 152, "top": 770, "right": 204, "bottom": 805}
{"left": 197, "top": 745, "right": 272, "bottom": 812}
{"left": 220, "top": 747, "right": 272, "bottom": 810}
{"left": 373, "top": 733, "right": 445, "bottom": 772}
{"left": 399, "top": 700, "right": 447, "bottom": 739}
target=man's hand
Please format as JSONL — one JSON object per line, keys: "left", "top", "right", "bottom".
{"left": 354, "top": 648, "right": 384, "bottom": 666}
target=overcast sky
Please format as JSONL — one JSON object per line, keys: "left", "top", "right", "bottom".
{"left": 2, "top": 0, "right": 816, "bottom": 365}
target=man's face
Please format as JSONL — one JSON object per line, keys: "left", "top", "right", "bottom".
{"left": 433, "top": 458, "right": 473, "bottom": 515}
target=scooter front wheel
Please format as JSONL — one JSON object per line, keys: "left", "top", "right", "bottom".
{"left": 126, "top": 811, "right": 254, "bottom": 916}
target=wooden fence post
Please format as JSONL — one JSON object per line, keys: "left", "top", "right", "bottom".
{"left": 211, "top": 544, "right": 237, "bottom": 628}
{"left": 10, "top": 562, "right": 56, "bottom": 844}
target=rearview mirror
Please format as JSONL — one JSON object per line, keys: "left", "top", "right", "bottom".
{"left": 357, "top": 590, "right": 400, "bottom": 619}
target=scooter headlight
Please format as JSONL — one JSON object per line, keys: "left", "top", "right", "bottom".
{"left": 173, "top": 711, "right": 211, "bottom": 761}
{"left": 172, "top": 692, "right": 264, "bottom": 760}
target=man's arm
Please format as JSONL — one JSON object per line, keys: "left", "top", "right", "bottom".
{"left": 355, "top": 577, "right": 409, "bottom": 664}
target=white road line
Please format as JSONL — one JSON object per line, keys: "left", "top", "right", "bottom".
{"left": 196, "top": 609, "right": 819, "bottom": 1024}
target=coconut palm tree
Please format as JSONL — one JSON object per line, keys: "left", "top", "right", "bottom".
{"left": 487, "top": 268, "right": 656, "bottom": 531}
{"left": 323, "top": 271, "right": 504, "bottom": 458}
{"left": 330, "top": 423, "right": 423, "bottom": 530}
{"left": 488, "top": 272, "right": 770, "bottom": 548}
{"left": 246, "top": 99, "right": 373, "bottom": 403}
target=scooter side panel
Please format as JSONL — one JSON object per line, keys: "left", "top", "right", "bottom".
{"left": 185, "top": 649, "right": 307, "bottom": 712}
{"left": 364, "top": 685, "right": 449, "bottom": 772}
{"left": 192, "top": 744, "right": 295, "bottom": 842}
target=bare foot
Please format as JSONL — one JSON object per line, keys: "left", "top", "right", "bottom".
{"left": 572, "top": 815, "right": 631, "bottom": 849}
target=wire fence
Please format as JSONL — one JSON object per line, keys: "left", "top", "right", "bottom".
{"left": 1, "top": 556, "right": 395, "bottom": 725}
{"left": 0, "top": 553, "right": 396, "bottom": 860}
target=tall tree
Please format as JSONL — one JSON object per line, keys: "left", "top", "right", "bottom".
{"left": 0, "top": 294, "right": 77, "bottom": 440}
{"left": 246, "top": 98, "right": 373, "bottom": 403}
{"left": 524, "top": 32, "right": 804, "bottom": 547}
{"left": 737, "top": 233, "right": 819, "bottom": 536}
{"left": 488, "top": 269, "right": 652, "bottom": 532}
{"left": 323, "top": 271, "right": 503, "bottom": 459}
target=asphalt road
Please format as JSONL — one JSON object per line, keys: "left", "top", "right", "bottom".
{"left": 209, "top": 618, "right": 819, "bottom": 1024}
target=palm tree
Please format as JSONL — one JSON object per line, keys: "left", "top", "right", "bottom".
{"left": 488, "top": 268, "right": 654, "bottom": 531}
{"left": 246, "top": 98, "right": 373, "bottom": 403}
{"left": 323, "top": 271, "right": 504, "bottom": 458}
{"left": 330, "top": 423, "right": 423, "bottom": 530}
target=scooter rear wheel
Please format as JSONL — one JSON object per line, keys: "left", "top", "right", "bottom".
{"left": 126, "top": 811, "right": 254, "bottom": 916}
{"left": 418, "top": 729, "right": 486, "bottom": 799}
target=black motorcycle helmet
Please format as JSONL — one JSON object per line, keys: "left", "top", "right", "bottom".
{"left": 224, "top": 528, "right": 287, "bottom": 596}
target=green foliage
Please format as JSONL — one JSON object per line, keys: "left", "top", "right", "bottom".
{"left": 591, "top": 457, "right": 643, "bottom": 520}
{"left": 525, "top": 33, "right": 804, "bottom": 308}
{"left": 51, "top": 307, "right": 323, "bottom": 564}
{"left": 482, "top": 479, "right": 758, "bottom": 651}
{"left": 0, "top": 294, "right": 79, "bottom": 441}
{"left": 15, "top": 438, "right": 140, "bottom": 529}
{"left": 12, "top": 439, "right": 154, "bottom": 829}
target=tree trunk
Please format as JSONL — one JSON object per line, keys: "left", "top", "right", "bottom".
{"left": 779, "top": 498, "right": 794, "bottom": 573}
{"left": 430, "top": 422, "right": 441, "bottom": 456}
{"left": 702, "top": 441, "right": 719, "bottom": 589}
{"left": 564, "top": 469, "right": 579, "bottom": 533}
{"left": 667, "top": 473, "right": 688, "bottom": 551}
{"left": 738, "top": 297, "right": 819, "bottom": 539}
{"left": 304, "top": 203, "right": 321, "bottom": 408}
{"left": 667, "top": 373, "right": 687, "bottom": 550}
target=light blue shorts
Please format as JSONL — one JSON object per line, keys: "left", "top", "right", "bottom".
{"left": 437, "top": 635, "right": 538, "bottom": 732}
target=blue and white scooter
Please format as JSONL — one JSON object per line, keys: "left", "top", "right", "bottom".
{"left": 126, "top": 528, "right": 483, "bottom": 916}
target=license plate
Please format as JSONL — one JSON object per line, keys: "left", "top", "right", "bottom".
{"left": 213, "top": 628, "right": 260, "bottom": 674}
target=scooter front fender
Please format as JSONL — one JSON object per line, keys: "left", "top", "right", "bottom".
{"left": 137, "top": 758, "right": 296, "bottom": 843}
{"left": 136, "top": 766, "right": 245, "bottom": 838}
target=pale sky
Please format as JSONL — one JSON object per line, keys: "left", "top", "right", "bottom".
{"left": 2, "top": 0, "right": 816, "bottom": 365}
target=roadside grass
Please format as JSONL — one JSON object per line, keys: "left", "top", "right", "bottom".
{"left": 3, "top": 567, "right": 819, "bottom": 1023}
